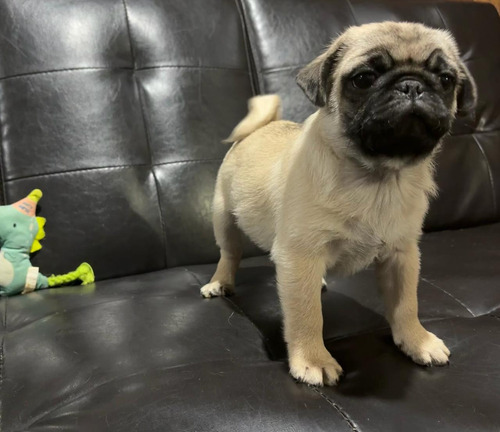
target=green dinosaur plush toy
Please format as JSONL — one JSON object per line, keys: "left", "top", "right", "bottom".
{"left": 0, "top": 189, "right": 95, "bottom": 296}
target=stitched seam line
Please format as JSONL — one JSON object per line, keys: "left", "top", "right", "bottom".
{"left": 434, "top": 4, "right": 449, "bottom": 29}
{"left": 472, "top": 135, "right": 497, "bottom": 216}
{"left": 3, "top": 159, "right": 223, "bottom": 183}
{"left": 121, "top": 0, "right": 168, "bottom": 269}
{"left": 138, "top": 64, "right": 247, "bottom": 72}
{"left": 313, "top": 388, "right": 360, "bottom": 432}
{"left": 237, "top": 0, "right": 264, "bottom": 94}
{"left": 235, "top": 0, "right": 259, "bottom": 95}
{"left": 451, "top": 128, "right": 500, "bottom": 137}
{"left": 263, "top": 64, "right": 304, "bottom": 74}
{"left": 345, "top": 0, "right": 360, "bottom": 26}
{"left": 0, "top": 84, "right": 5, "bottom": 205}
{"left": 421, "top": 277, "right": 475, "bottom": 317}
{"left": 0, "top": 67, "right": 132, "bottom": 81}
{"left": 0, "top": 65, "right": 247, "bottom": 82}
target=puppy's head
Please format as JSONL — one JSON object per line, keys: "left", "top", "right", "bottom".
{"left": 297, "top": 22, "right": 477, "bottom": 165}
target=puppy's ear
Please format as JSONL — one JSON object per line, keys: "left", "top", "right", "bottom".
{"left": 456, "top": 62, "right": 477, "bottom": 118}
{"left": 296, "top": 38, "right": 345, "bottom": 107}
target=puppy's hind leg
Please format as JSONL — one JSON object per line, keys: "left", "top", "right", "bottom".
{"left": 201, "top": 189, "right": 242, "bottom": 298}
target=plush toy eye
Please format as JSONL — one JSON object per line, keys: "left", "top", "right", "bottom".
{"left": 13, "top": 223, "right": 17, "bottom": 228}
{"left": 352, "top": 72, "right": 377, "bottom": 89}
{"left": 440, "top": 73, "right": 455, "bottom": 91}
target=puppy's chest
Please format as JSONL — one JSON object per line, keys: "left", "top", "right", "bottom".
{"left": 325, "top": 189, "right": 425, "bottom": 275}
{"left": 326, "top": 228, "right": 384, "bottom": 276}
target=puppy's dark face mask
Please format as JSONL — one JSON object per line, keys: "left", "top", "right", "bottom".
{"left": 296, "top": 23, "right": 477, "bottom": 165}
{"left": 341, "top": 49, "right": 457, "bottom": 160}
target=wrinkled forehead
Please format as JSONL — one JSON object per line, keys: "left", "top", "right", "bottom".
{"left": 337, "top": 24, "right": 459, "bottom": 74}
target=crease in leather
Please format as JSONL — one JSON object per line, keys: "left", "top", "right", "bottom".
{"left": 421, "top": 277, "right": 475, "bottom": 317}
{"left": 4, "top": 159, "right": 223, "bottom": 183}
{"left": 472, "top": 134, "right": 498, "bottom": 217}
{"left": 312, "top": 387, "right": 360, "bottom": 432}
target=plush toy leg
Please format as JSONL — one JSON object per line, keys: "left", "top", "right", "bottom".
{"left": 47, "top": 263, "right": 95, "bottom": 287}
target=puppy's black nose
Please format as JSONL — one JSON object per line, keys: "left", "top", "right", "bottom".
{"left": 395, "top": 79, "right": 424, "bottom": 99}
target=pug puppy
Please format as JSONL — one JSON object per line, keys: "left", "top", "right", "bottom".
{"left": 201, "top": 22, "right": 477, "bottom": 386}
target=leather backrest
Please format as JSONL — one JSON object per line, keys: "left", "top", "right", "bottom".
{"left": 0, "top": 0, "right": 499, "bottom": 280}
{"left": 240, "top": 0, "right": 500, "bottom": 231}
{"left": 0, "top": 0, "right": 258, "bottom": 279}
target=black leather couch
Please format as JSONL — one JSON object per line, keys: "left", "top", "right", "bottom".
{"left": 1, "top": 0, "right": 499, "bottom": 431}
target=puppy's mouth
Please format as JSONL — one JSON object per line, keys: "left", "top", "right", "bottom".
{"left": 352, "top": 98, "right": 452, "bottom": 160}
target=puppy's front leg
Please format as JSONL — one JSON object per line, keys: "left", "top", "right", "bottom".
{"left": 377, "top": 241, "right": 450, "bottom": 365}
{"left": 276, "top": 252, "right": 343, "bottom": 386}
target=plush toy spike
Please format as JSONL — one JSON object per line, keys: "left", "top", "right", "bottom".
{"left": 0, "top": 189, "right": 95, "bottom": 296}
{"left": 31, "top": 217, "right": 46, "bottom": 253}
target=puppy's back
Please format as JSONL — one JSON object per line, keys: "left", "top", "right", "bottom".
{"left": 218, "top": 98, "right": 302, "bottom": 251}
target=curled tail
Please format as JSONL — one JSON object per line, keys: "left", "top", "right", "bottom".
{"left": 223, "top": 94, "right": 282, "bottom": 143}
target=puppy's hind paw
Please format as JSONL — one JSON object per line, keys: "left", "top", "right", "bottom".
{"left": 200, "top": 281, "right": 234, "bottom": 298}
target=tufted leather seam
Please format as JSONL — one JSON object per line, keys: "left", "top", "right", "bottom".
{"left": 235, "top": 0, "right": 259, "bottom": 95}
{"left": 345, "top": 0, "right": 360, "bottom": 26}
{"left": 138, "top": 64, "right": 248, "bottom": 72}
{"left": 0, "top": 66, "right": 248, "bottom": 83}
{"left": 3, "top": 160, "right": 223, "bottom": 182}
{"left": 472, "top": 134, "right": 498, "bottom": 217}
{"left": 0, "top": 90, "right": 5, "bottom": 205}
{"left": 434, "top": 4, "right": 449, "bottom": 29}
{"left": 263, "top": 65, "right": 303, "bottom": 74}
{"left": 122, "top": 0, "right": 168, "bottom": 268}
{"left": 0, "top": 67, "right": 133, "bottom": 82}
{"left": 421, "top": 277, "right": 475, "bottom": 317}
{"left": 156, "top": 158, "right": 222, "bottom": 167}
{"left": 312, "top": 388, "right": 360, "bottom": 431}
{"left": 451, "top": 128, "right": 500, "bottom": 137}
{"left": 237, "top": 0, "right": 264, "bottom": 94}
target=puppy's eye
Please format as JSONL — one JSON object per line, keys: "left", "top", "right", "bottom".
{"left": 439, "top": 73, "right": 455, "bottom": 91}
{"left": 352, "top": 72, "right": 377, "bottom": 89}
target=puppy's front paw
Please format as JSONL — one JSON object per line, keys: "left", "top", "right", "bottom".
{"left": 395, "top": 329, "right": 450, "bottom": 366}
{"left": 289, "top": 347, "right": 343, "bottom": 386}
{"left": 200, "top": 281, "right": 234, "bottom": 298}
